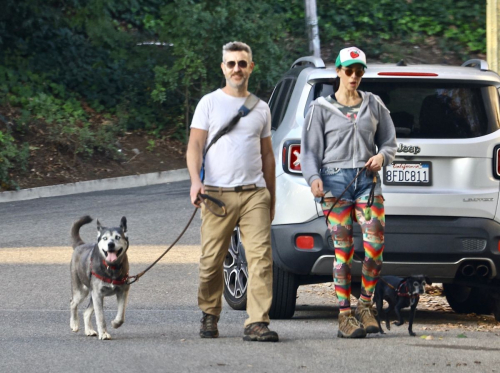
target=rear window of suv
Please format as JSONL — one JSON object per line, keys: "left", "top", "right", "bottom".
{"left": 308, "top": 81, "right": 500, "bottom": 139}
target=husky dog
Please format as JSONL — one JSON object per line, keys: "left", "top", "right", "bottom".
{"left": 70, "top": 215, "right": 130, "bottom": 340}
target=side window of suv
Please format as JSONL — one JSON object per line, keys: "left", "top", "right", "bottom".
{"left": 268, "top": 77, "right": 296, "bottom": 130}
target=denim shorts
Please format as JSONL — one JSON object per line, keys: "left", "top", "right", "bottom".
{"left": 316, "top": 167, "right": 382, "bottom": 203}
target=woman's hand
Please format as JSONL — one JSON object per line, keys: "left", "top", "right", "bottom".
{"left": 365, "top": 154, "right": 384, "bottom": 172}
{"left": 311, "top": 179, "right": 325, "bottom": 198}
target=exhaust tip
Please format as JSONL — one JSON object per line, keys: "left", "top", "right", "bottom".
{"left": 461, "top": 264, "right": 476, "bottom": 277}
{"left": 476, "top": 264, "right": 490, "bottom": 277}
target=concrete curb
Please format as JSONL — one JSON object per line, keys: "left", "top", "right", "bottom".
{"left": 0, "top": 168, "right": 190, "bottom": 203}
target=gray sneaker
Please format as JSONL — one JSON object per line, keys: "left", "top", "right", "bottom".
{"left": 200, "top": 312, "right": 219, "bottom": 338}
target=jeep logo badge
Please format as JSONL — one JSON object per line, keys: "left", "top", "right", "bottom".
{"left": 397, "top": 143, "right": 421, "bottom": 155}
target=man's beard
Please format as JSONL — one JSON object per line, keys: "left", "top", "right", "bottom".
{"left": 227, "top": 74, "right": 247, "bottom": 89}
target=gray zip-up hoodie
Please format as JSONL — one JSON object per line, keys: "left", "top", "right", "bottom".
{"left": 301, "top": 91, "right": 397, "bottom": 186}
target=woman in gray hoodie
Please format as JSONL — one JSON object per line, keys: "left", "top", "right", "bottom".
{"left": 301, "top": 46, "right": 397, "bottom": 339}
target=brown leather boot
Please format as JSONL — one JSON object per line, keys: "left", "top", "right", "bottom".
{"left": 200, "top": 312, "right": 219, "bottom": 338}
{"left": 337, "top": 312, "right": 367, "bottom": 338}
{"left": 243, "top": 322, "right": 279, "bottom": 342}
{"left": 355, "top": 302, "right": 380, "bottom": 334}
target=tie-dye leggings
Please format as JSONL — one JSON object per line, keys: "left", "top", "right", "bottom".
{"left": 323, "top": 195, "right": 385, "bottom": 313}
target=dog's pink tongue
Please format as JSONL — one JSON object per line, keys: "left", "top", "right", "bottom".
{"left": 107, "top": 252, "right": 118, "bottom": 262}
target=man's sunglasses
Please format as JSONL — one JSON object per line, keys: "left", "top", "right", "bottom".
{"left": 342, "top": 68, "right": 365, "bottom": 77}
{"left": 225, "top": 60, "right": 248, "bottom": 69}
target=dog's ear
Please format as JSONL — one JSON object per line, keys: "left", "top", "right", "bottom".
{"left": 120, "top": 217, "right": 127, "bottom": 233}
{"left": 96, "top": 219, "right": 103, "bottom": 241}
{"left": 425, "top": 276, "right": 432, "bottom": 285}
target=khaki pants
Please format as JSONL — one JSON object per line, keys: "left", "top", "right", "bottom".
{"left": 198, "top": 187, "right": 273, "bottom": 326}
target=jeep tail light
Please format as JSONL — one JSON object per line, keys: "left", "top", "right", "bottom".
{"left": 493, "top": 145, "right": 500, "bottom": 180}
{"left": 289, "top": 144, "right": 301, "bottom": 172}
{"left": 282, "top": 140, "right": 302, "bottom": 174}
{"left": 296, "top": 235, "right": 314, "bottom": 250}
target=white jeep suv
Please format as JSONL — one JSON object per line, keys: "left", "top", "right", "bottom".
{"left": 223, "top": 57, "right": 500, "bottom": 321}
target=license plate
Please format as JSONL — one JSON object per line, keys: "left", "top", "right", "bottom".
{"left": 383, "top": 161, "right": 432, "bottom": 186}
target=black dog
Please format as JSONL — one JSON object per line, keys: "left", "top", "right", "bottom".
{"left": 373, "top": 275, "right": 431, "bottom": 336}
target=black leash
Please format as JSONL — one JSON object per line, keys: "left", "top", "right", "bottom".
{"left": 379, "top": 277, "right": 396, "bottom": 290}
{"left": 322, "top": 166, "right": 377, "bottom": 263}
{"left": 127, "top": 193, "right": 226, "bottom": 285}
{"left": 128, "top": 95, "right": 259, "bottom": 284}
{"left": 323, "top": 166, "right": 377, "bottom": 227}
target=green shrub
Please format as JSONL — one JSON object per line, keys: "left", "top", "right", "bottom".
{"left": 0, "top": 0, "right": 488, "bottom": 166}
{"left": 0, "top": 63, "right": 120, "bottom": 162}
{"left": 318, "top": 0, "right": 485, "bottom": 56}
{"left": 0, "top": 130, "right": 29, "bottom": 190}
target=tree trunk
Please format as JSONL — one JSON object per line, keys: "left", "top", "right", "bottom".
{"left": 304, "top": 0, "right": 321, "bottom": 58}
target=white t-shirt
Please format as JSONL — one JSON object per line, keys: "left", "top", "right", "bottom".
{"left": 191, "top": 89, "right": 271, "bottom": 188}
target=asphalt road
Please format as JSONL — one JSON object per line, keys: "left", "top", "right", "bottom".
{"left": 1, "top": 180, "right": 499, "bottom": 373}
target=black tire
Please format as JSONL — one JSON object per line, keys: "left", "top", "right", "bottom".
{"left": 443, "top": 283, "right": 492, "bottom": 315}
{"left": 223, "top": 227, "right": 299, "bottom": 318}
{"left": 223, "top": 227, "right": 248, "bottom": 310}
{"left": 472, "top": 289, "right": 493, "bottom": 315}
{"left": 269, "top": 263, "right": 298, "bottom": 319}
{"left": 493, "top": 297, "right": 500, "bottom": 322}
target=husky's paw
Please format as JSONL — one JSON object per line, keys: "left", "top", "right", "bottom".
{"left": 111, "top": 319, "right": 124, "bottom": 329}
{"left": 70, "top": 319, "right": 79, "bottom": 333}
{"left": 85, "top": 328, "right": 97, "bottom": 336}
{"left": 98, "top": 332, "right": 111, "bottom": 340}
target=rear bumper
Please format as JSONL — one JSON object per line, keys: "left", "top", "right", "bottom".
{"left": 271, "top": 216, "right": 500, "bottom": 283}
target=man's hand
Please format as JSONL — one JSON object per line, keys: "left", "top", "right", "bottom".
{"left": 365, "top": 154, "right": 384, "bottom": 172}
{"left": 186, "top": 128, "right": 208, "bottom": 208}
{"left": 190, "top": 180, "right": 205, "bottom": 208}
{"left": 311, "top": 179, "right": 324, "bottom": 198}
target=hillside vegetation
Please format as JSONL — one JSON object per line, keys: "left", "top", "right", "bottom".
{"left": 0, "top": 0, "right": 486, "bottom": 190}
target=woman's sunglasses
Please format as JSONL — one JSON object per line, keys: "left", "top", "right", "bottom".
{"left": 225, "top": 60, "right": 248, "bottom": 69}
{"left": 342, "top": 68, "right": 365, "bottom": 77}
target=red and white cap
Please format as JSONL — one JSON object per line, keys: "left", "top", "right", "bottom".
{"left": 335, "top": 46, "right": 367, "bottom": 68}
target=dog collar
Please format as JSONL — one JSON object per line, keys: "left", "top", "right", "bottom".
{"left": 397, "top": 281, "right": 420, "bottom": 299}
{"left": 90, "top": 260, "right": 128, "bottom": 285}
{"left": 91, "top": 270, "right": 129, "bottom": 285}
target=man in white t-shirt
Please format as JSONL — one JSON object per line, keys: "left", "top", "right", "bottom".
{"left": 186, "top": 41, "right": 278, "bottom": 342}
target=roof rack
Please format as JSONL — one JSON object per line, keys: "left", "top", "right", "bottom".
{"left": 291, "top": 56, "right": 325, "bottom": 69}
{"left": 461, "top": 59, "right": 489, "bottom": 71}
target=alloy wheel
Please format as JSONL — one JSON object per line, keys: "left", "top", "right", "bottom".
{"left": 223, "top": 227, "right": 248, "bottom": 306}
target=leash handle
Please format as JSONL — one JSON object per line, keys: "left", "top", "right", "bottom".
{"left": 197, "top": 193, "right": 227, "bottom": 217}
{"left": 366, "top": 174, "right": 377, "bottom": 208}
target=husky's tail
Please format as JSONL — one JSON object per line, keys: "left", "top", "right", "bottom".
{"left": 71, "top": 215, "right": 93, "bottom": 249}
